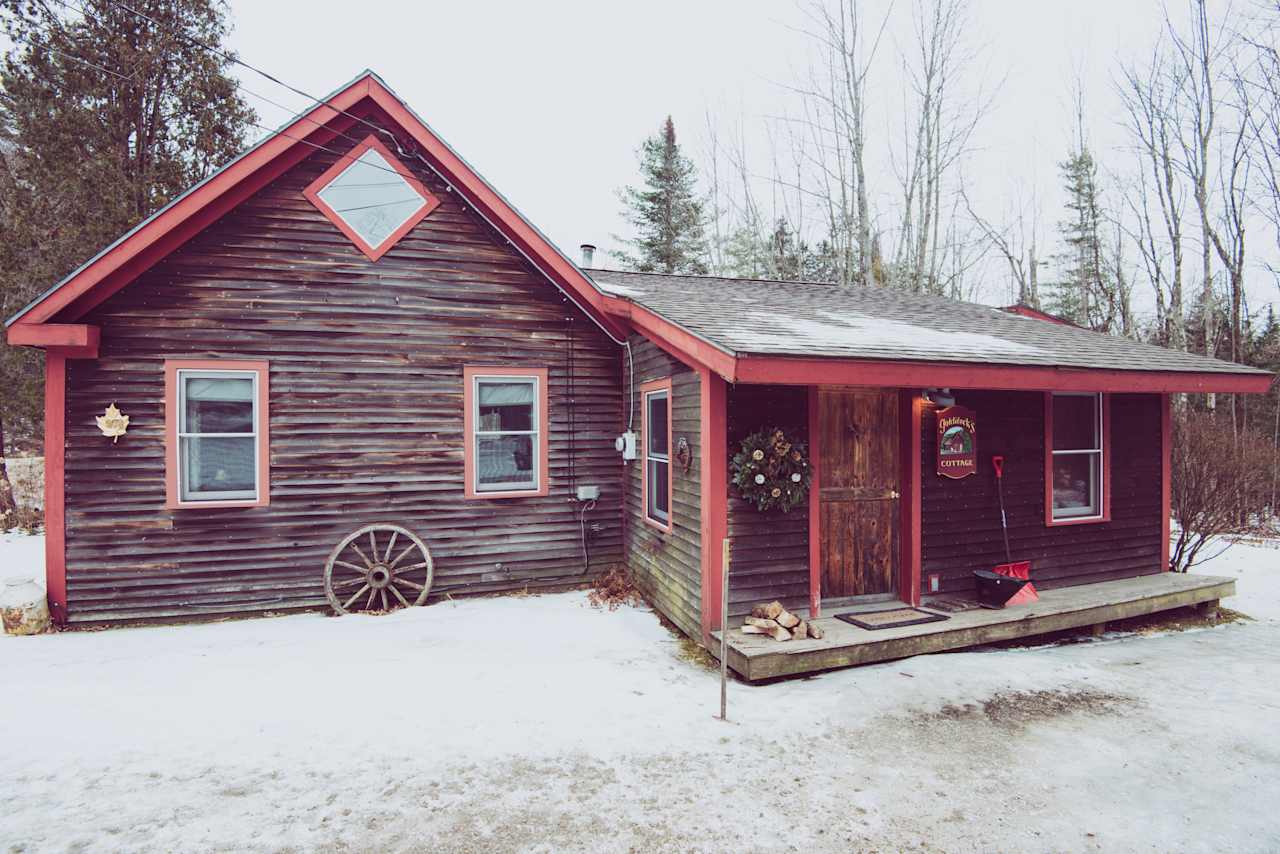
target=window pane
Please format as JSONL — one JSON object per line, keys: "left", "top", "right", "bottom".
{"left": 647, "top": 394, "right": 669, "bottom": 456}
{"left": 647, "top": 459, "right": 670, "bottom": 520}
{"left": 1052, "top": 394, "right": 1098, "bottom": 451}
{"left": 316, "top": 148, "right": 426, "bottom": 249}
{"left": 476, "top": 435, "right": 535, "bottom": 490}
{"left": 183, "top": 376, "right": 253, "bottom": 434}
{"left": 1052, "top": 452, "right": 1100, "bottom": 517}
{"left": 477, "top": 381, "right": 535, "bottom": 432}
{"left": 182, "top": 436, "right": 256, "bottom": 498}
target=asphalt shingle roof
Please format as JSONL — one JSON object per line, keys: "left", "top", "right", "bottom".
{"left": 585, "top": 268, "right": 1270, "bottom": 377}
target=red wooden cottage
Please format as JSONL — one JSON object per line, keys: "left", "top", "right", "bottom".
{"left": 7, "top": 72, "right": 1272, "bottom": 677}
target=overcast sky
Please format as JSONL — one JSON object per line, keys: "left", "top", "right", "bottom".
{"left": 222, "top": 1, "right": 1273, "bottom": 315}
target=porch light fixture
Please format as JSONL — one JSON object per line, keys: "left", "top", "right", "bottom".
{"left": 923, "top": 387, "right": 956, "bottom": 408}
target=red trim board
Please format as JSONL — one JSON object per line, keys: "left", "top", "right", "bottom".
{"left": 462, "top": 366, "right": 550, "bottom": 500}
{"left": 639, "top": 377, "right": 674, "bottom": 532}
{"left": 899, "top": 390, "right": 923, "bottom": 606}
{"left": 164, "top": 360, "right": 271, "bottom": 510}
{"left": 733, "top": 356, "right": 1272, "bottom": 395}
{"left": 807, "top": 387, "right": 822, "bottom": 619}
{"left": 43, "top": 353, "right": 67, "bottom": 625}
{"left": 301, "top": 133, "right": 440, "bottom": 262}
{"left": 1161, "top": 393, "right": 1172, "bottom": 571}
{"left": 698, "top": 368, "right": 728, "bottom": 644}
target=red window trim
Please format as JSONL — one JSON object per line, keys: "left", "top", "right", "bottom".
{"left": 1044, "top": 391, "right": 1111, "bottom": 527}
{"left": 463, "top": 366, "right": 550, "bottom": 500}
{"left": 164, "top": 359, "right": 270, "bottom": 510}
{"left": 641, "top": 377, "right": 674, "bottom": 533}
{"left": 301, "top": 133, "right": 441, "bottom": 262}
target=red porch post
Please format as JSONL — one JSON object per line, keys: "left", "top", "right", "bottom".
{"left": 898, "top": 389, "right": 923, "bottom": 606}
{"left": 1161, "top": 393, "right": 1172, "bottom": 572}
{"left": 43, "top": 351, "right": 68, "bottom": 625}
{"left": 698, "top": 368, "right": 729, "bottom": 645}
{"left": 807, "top": 386, "right": 821, "bottom": 619}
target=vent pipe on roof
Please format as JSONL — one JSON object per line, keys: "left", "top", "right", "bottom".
{"left": 579, "top": 244, "right": 596, "bottom": 267}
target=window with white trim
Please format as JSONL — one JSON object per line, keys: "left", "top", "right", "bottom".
{"left": 472, "top": 374, "right": 540, "bottom": 493}
{"left": 644, "top": 388, "right": 671, "bottom": 525}
{"left": 178, "top": 370, "right": 261, "bottom": 502}
{"left": 1049, "top": 392, "right": 1103, "bottom": 520}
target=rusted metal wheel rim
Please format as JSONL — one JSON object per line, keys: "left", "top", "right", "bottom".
{"left": 324, "top": 524, "right": 434, "bottom": 615}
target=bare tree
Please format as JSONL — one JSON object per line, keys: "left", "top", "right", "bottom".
{"left": 1119, "top": 40, "right": 1190, "bottom": 349}
{"left": 961, "top": 185, "right": 1042, "bottom": 307}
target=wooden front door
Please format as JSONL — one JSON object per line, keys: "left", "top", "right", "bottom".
{"left": 818, "top": 388, "right": 900, "bottom": 598}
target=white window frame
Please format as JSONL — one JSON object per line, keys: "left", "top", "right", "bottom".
{"left": 471, "top": 373, "right": 541, "bottom": 495}
{"left": 177, "top": 369, "right": 261, "bottom": 503}
{"left": 1050, "top": 391, "right": 1105, "bottom": 522}
{"left": 644, "top": 387, "right": 671, "bottom": 527}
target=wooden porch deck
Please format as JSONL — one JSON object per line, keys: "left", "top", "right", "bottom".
{"left": 711, "top": 573, "right": 1235, "bottom": 682}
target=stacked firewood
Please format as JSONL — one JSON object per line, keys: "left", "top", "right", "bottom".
{"left": 740, "top": 600, "right": 825, "bottom": 642}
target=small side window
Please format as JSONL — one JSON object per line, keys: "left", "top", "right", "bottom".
{"left": 642, "top": 380, "right": 672, "bottom": 529}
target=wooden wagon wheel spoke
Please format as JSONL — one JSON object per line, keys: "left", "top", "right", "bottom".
{"left": 388, "top": 584, "right": 411, "bottom": 608}
{"left": 325, "top": 524, "right": 434, "bottom": 616}
{"left": 342, "top": 584, "right": 371, "bottom": 612}
{"left": 349, "top": 542, "right": 374, "bottom": 568}
{"left": 388, "top": 542, "right": 417, "bottom": 570}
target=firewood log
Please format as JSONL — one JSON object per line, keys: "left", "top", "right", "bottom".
{"left": 808, "top": 622, "right": 825, "bottom": 640}
{"left": 792, "top": 620, "right": 809, "bottom": 640}
{"left": 750, "top": 604, "right": 770, "bottom": 619}
{"left": 776, "top": 609, "right": 801, "bottom": 629}
{"left": 744, "top": 617, "right": 778, "bottom": 629}
{"left": 741, "top": 625, "right": 768, "bottom": 635}
{"left": 761, "top": 601, "right": 784, "bottom": 620}
{"left": 766, "top": 624, "right": 792, "bottom": 642}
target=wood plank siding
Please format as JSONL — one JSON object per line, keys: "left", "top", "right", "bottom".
{"left": 921, "top": 390, "right": 1163, "bottom": 595}
{"left": 725, "top": 384, "right": 809, "bottom": 621}
{"left": 622, "top": 336, "right": 702, "bottom": 638}
{"left": 61, "top": 111, "right": 624, "bottom": 623}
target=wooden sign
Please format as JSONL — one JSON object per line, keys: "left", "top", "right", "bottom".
{"left": 936, "top": 405, "right": 977, "bottom": 479}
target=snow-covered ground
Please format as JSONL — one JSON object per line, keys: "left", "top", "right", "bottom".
{"left": 1, "top": 536, "right": 1278, "bottom": 853}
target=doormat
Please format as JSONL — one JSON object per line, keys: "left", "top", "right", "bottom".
{"left": 835, "top": 607, "right": 950, "bottom": 630}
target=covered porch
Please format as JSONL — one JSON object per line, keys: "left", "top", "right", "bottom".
{"left": 712, "top": 571, "right": 1235, "bottom": 682}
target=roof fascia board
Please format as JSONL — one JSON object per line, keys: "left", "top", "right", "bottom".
{"left": 8, "top": 78, "right": 374, "bottom": 327}
{"left": 603, "top": 297, "right": 736, "bottom": 379}
{"left": 733, "top": 355, "right": 1274, "bottom": 394}
{"left": 7, "top": 322, "right": 99, "bottom": 351}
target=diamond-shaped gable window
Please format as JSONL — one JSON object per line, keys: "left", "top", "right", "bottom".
{"left": 303, "top": 134, "right": 440, "bottom": 261}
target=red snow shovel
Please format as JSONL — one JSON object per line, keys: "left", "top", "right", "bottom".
{"left": 988, "top": 455, "right": 1037, "bottom": 606}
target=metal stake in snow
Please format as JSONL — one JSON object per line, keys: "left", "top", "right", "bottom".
{"left": 718, "top": 537, "right": 730, "bottom": 722}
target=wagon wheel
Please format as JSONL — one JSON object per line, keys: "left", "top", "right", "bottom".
{"left": 324, "top": 524, "right": 434, "bottom": 615}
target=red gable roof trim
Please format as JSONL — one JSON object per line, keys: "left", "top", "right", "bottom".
{"left": 6, "top": 72, "right": 626, "bottom": 343}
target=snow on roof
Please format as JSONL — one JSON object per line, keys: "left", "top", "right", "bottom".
{"left": 585, "top": 268, "right": 1271, "bottom": 376}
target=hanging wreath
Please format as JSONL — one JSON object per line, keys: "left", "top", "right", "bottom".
{"left": 731, "top": 427, "right": 811, "bottom": 513}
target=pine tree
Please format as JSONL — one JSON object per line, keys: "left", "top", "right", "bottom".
{"left": 613, "top": 117, "right": 707, "bottom": 274}
{"left": 1048, "top": 146, "right": 1108, "bottom": 328}
{"left": 0, "top": 0, "right": 255, "bottom": 514}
